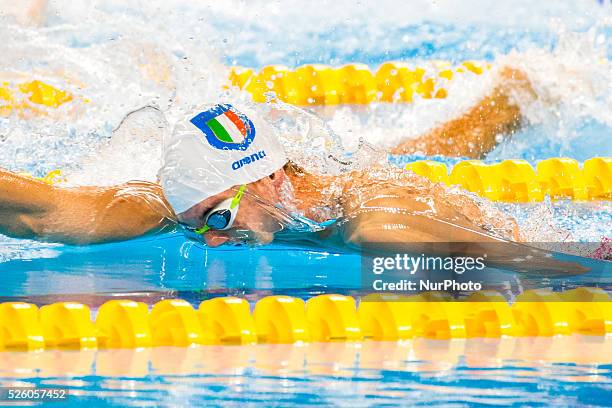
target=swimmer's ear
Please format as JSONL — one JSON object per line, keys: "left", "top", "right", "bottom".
{"left": 268, "top": 169, "right": 286, "bottom": 191}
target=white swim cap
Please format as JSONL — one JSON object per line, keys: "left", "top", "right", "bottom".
{"left": 159, "top": 103, "right": 288, "bottom": 214}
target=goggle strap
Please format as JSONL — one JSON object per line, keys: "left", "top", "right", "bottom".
{"left": 194, "top": 225, "right": 210, "bottom": 234}
{"left": 230, "top": 184, "right": 247, "bottom": 209}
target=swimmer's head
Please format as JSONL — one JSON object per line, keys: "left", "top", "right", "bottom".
{"left": 176, "top": 168, "right": 287, "bottom": 246}
{"left": 158, "top": 103, "right": 288, "bottom": 246}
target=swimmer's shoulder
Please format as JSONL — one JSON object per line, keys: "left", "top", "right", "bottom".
{"left": 105, "top": 180, "right": 175, "bottom": 219}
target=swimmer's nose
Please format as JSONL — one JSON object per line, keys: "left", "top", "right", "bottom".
{"left": 204, "top": 233, "right": 230, "bottom": 247}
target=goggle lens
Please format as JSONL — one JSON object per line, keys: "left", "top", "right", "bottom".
{"left": 192, "top": 185, "right": 247, "bottom": 235}
{"left": 206, "top": 209, "right": 232, "bottom": 230}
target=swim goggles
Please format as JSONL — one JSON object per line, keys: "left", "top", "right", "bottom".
{"left": 193, "top": 185, "right": 246, "bottom": 235}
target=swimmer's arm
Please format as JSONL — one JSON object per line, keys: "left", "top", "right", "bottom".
{"left": 339, "top": 204, "right": 588, "bottom": 276}
{"left": 391, "top": 67, "right": 536, "bottom": 158}
{"left": 0, "top": 169, "right": 58, "bottom": 239}
{"left": 338, "top": 191, "right": 590, "bottom": 276}
{"left": 78, "top": 182, "right": 176, "bottom": 244}
{"left": 0, "top": 169, "right": 175, "bottom": 244}
{"left": 339, "top": 196, "right": 509, "bottom": 245}
{"left": 337, "top": 176, "right": 520, "bottom": 245}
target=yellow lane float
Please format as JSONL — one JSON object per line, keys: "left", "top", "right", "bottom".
{"left": 198, "top": 297, "right": 257, "bottom": 345}
{"left": 359, "top": 294, "right": 415, "bottom": 341}
{"left": 537, "top": 157, "right": 588, "bottom": 200}
{"left": 0, "top": 302, "right": 45, "bottom": 351}
{"left": 17, "top": 169, "right": 66, "bottom": 186}
{"left": 583, "top": 157, "right": 612, "bottom": 199}
{"left": 95, "top": 300, "right": 152, "bottom": 348}
{"left": 39, "top": 302, "right": 97, "bottom": 349}
{"left": 3, "top": 60, "right": 476, "bottom": 115}
{"left": 406, "top": 157, "right": 612, "bottom": 201}
{"left": 0, "top": 79, "right": 77, "bottom": 118}
{"left": 254, "top": 295, "right": 309, "bottom": 343}
{"left": 306, "top": 294, "right": 363, "bottom": 341}
{"left": 229, "top": 60, "right": 489, "bottom": 105}
{"left": 150, "top": 299, "right": 205, "bottom": 347}
{"left": 0, "top": 288, "right": 609, "bottom": 351}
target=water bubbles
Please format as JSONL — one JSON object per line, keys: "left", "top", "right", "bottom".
{"left": 596, "top": 34, "right": 605, "bottom": 45}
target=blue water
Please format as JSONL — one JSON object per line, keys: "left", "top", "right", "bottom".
{"left": 220, "top": 21, "right": 552, "bottom": 68}
{"left": 0, "top": 0, "right": 611, "bottom": 406}
{"left": 0, "top": 232, "right": 611, "bottom": 303}
{"left": 0, "top": 340, "right": 610, "bottom": 407}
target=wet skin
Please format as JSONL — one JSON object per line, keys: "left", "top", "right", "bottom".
{"left": 0, "top": 67, "right": 530, "bottom": 246}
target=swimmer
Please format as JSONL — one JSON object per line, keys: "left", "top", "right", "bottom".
{"left": 0, "top": 67, "right": 533, "bottom": 247}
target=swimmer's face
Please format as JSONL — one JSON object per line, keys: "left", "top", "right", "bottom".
{"left": 177, "top": 169, "right": 287, "bottom": 247}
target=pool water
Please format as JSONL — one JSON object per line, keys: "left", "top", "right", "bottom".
{"left": 0, "top": 337, "right": 610, "bottom": 407}
{"left": 0, "top": 0, "right": 611, "bottom": 406}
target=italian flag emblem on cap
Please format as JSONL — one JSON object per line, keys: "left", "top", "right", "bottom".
{"left": 206, "top": 108, "right": 247, "bottom": 143}
{"left": 190, "top": 104, "right": 256, "bottom": 151}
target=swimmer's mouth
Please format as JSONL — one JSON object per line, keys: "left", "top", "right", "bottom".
{"left": 180, "top": 226, "right": 263, "bottom": 247}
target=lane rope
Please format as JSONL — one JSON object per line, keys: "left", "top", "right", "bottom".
{"left": 0, "top": 287, "right": 609, "bottom": 350}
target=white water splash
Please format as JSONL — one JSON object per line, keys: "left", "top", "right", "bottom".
{"left": 0, "top": 0, "right": 609, "bottom": 244}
